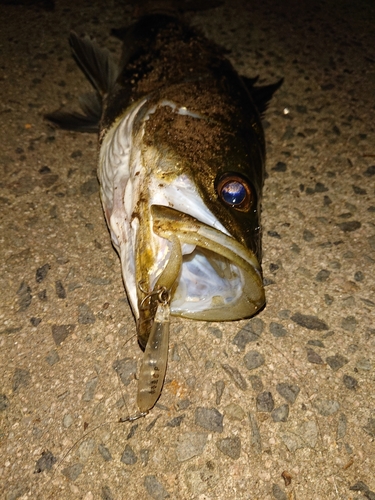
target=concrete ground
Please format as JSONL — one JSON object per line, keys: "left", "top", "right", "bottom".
{"left": 1, "top": 0, "right": 374, "bottom": 499}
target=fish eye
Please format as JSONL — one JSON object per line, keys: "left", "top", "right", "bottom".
{"left": 216, "top": 173, "right": 253, "bottom": 211}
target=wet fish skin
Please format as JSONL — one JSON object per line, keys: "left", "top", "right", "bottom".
{"left": 46, "top": 12, "right": 282, "bottom": 346}
{"left": 104, "top": 13, "right": 281, "bottom": 259}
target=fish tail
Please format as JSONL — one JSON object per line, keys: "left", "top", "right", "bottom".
{"left": 45, "top": 32, "right": 118, "bottom": 133}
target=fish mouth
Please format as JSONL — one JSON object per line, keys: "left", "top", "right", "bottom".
{"left": 137, "top": 204, "right": 265, "bottom": 346}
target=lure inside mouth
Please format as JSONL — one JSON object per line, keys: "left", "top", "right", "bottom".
{"left": 136, "top": 204, "right": 265, "bottom": 413}
{"left": 136, "top": 204, "right": 265, "bottom": 347}
{"left": 151, "top": 204, "right": 265, "bottom": 320}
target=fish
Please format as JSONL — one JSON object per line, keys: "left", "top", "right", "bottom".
{"left": 46, "top": 10, "right": 282, "bottom": 415}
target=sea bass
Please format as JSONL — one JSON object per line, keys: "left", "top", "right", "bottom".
{"left": 46, "top": 12, "right": 282, "bottom": 414}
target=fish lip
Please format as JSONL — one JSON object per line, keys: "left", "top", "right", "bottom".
{"left": 148, "top": 204, "right": 265, "bottom": 321}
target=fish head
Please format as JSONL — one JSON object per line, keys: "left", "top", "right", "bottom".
{"left": 99, "top": 88, "right": 266, "bottom": 348}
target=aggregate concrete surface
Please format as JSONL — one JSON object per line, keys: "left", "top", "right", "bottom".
{"left": 1, "top": 0, "right": 374, "bottom": 499}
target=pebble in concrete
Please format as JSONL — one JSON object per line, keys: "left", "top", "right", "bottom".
{"left": 363, "top": 418, "right": 375, "bottom": 438}
{"left": 45, "top": 349, "right": 59, "bottom": 366}
{"left": 30, "top": 317, "right": 42, "bottom": 327}
{"left": 336, "top": 413, "right": 347, "bottom": 440}
{"left": 195, "top": 407, "right": 223, "bottom": 432}
{"left": 61, "top": 463, "right": 83, "bottom": 481}
{"left": 207, "top": 326, "right": 223, "bottom": 338}
{"left": 86, "top": 276, "right": 112, "bottom": 285}
{"left": 98, "top": 443, "right": 112, "bottom": 462}
{"left": 0, "top": 394, "right": 10, "bottom": 411}
{"left": 313, "top": 399, "right": 340, "bottom": 416}
{"left": 243, "top": 350, "right": 265, "bottom": 370}
{"left": 36, "top": 263, "right": 50, "bottom": 282}
{"left": 216, "top": 436, "right": 241, "bottom": 459}
{"left": 34, "top": 450, "right": 57, "bottom": 473}
{"left": 272, "top": 483, "right": 287, "bottom": 500}
{"left": 128, "top": 425, "right": 139, "bottom": 440}
{"left": 343, "top": 374, "right": 358, "bottom": 390}
{"left": 356, "top": 358, "right": 372, "bottom": 371}
{"left": 215, "top": 380, "right": 225, "bottom": 405}
{"left": 38, "top": 289, "right": 47, "bottom": 301}
{"left": 82, "top": 377, "right": 98, "bottom": 401}
{"left": 272, "top": 161, "right": 287, "bottom": 172}
{"left": 12, "top": 368, "right": 30, "bottom": 392}
{"left": 307, "top": 339, "right": 325, "bottom": 347}
{"left": 256, "top": 391, "right": 275, "bottom": 412}
{"left": 315, "top": 269, "right": 330, "bottom": 282}
{"left": 80, "top": 177, "right": 99, "bottom": 196}
{"left": 144, "top": 475, "right": 170, "bottom": 499}
{"left": 176, "top": 399, "right": 191, "bottom": 411}
{"left": 232, "top": 318, "right": 264, "bottom": 350}
{"left": 221, "top": 364, "right": 248, "bottom": 390}
{"left": 121, "top": 444, "right": 137, "bottom": 465}
{"left": 341, "top": 315, "right": 357, "bottom": 332}
{"left": 78, "top": 438, "right": 96, "bottom": 462}
{"left": 112, "top": 358, "right": 137, "bottom": 386}
{"left": 166, "top": 415, "right": 185, "bottom": 427}
{"left": 17, "top": 281, "right": 32, "bottom": 311}
{"left": 276, "top": 383, "right": 300, "bottom": 404}
{"left": 248, "top": 412, "right": 262, "bottom": 454}
{"left": 306, "top": 348, "right": 324, "bottom": 364}
{"left": 349, "top": 481, "right": 372, "bottom": 494}
{"left": 55, "top": 280, "right": 66, "bottom": 298}
{"left": 303, "top": 229, "right": 315, "bottom": 242}
{"left": 290, "top": 312, "right": 329, "bottom": 330}
{"left": 271, "top": 404, "right": 289, "bottom": 422}
{"left": 338, "top": 220, "right": 361, "bottom": 232}
{"left": 281, "top": 420, "right": 318, "bottom": 452}
{"left": 269, "top": 322, "right": 287, "bottom": 338}
{"left": 249, "top": 375, "right": 263, "bottom": 392}
{"left": 145, "top": 416, "right": 160, "bottom": 432}
{"left": 78, "top": 303, "right": 96, "bottom": 324}
{"left": 101, "top": 485, "right": 114, "bottom": 500}
{"left": 224, "top": 403, "right": 246, "bottom": 421}
{"left": 51, "top": 324, "right": 76, "bottom": 346}
{"left": 326, "top": 354, "right": 348, "bottom": 371}
{"left": 176, "top": 432, "right": 208, "bottom": 462}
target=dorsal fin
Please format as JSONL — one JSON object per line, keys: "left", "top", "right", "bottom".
{"left": 69, "top": 31, "right": 118, "bottom": 95}
{"left": 242, "top": 77, "right": 284, "bottom": 116}
{"left": 45, "top": 33, "right": 118, "bottom": 132}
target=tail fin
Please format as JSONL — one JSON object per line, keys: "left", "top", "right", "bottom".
{"left": 45, "top": 32, "right": 118, "bottom": 133}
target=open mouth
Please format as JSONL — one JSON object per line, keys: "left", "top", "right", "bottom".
{"left": 136, "top": 204, "right": 265, "bottom": 414}
{"left": 150, "top": 204, "right": 265, "bottom": 320}
{"left": 136, "top": 204, "right": 265, "bottom": 344}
